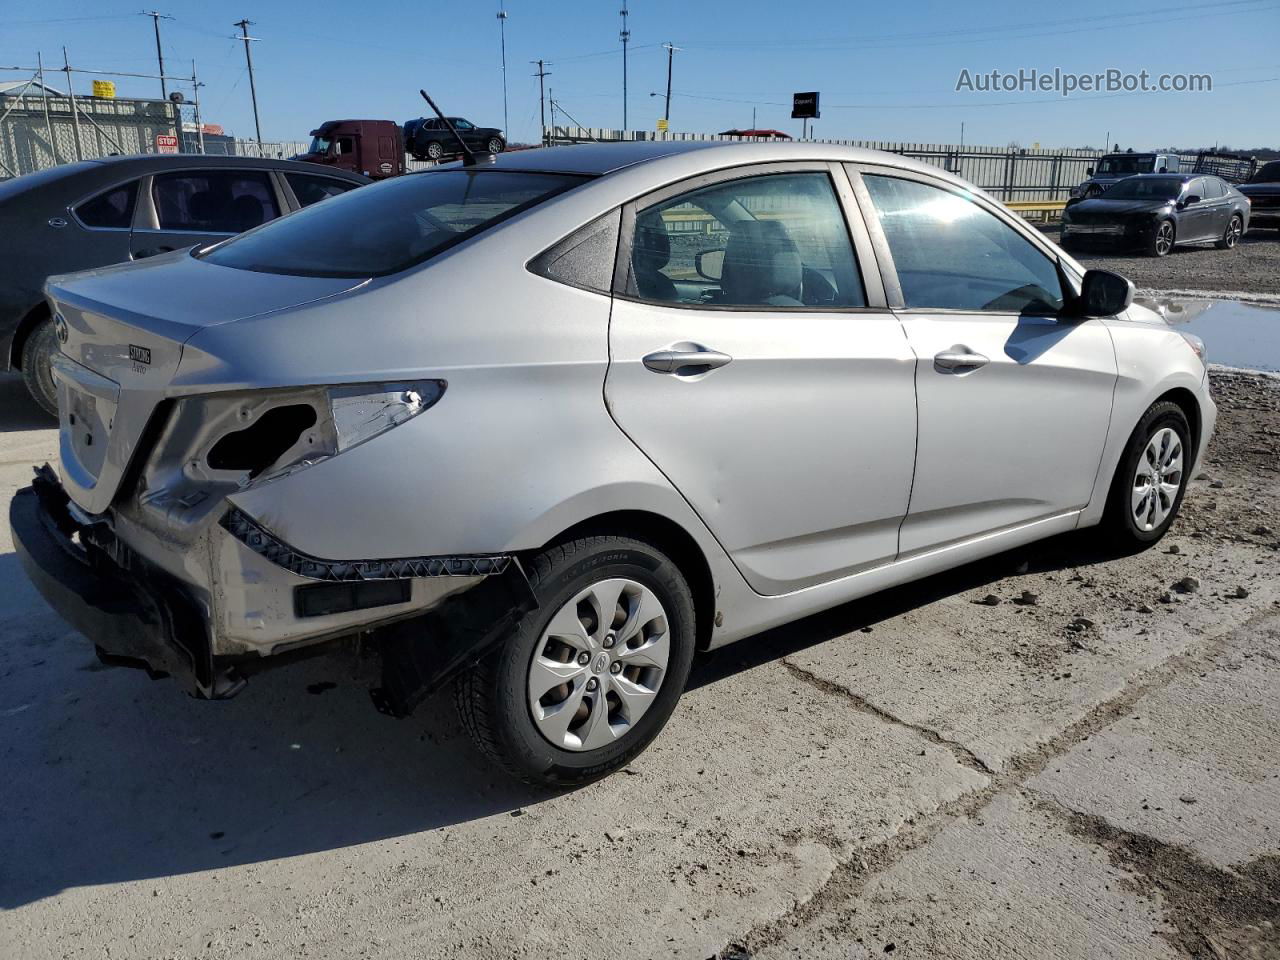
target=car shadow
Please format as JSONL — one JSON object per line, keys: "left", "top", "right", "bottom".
{"left": 0, "top": 373, "right": 55, "bottom": 433}
{"left": 0, "top": 524, "right": 1125, "bottom": 908}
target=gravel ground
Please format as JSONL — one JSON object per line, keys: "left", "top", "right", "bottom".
{"left": 1, "top": 370, "right": 1278, "bottom": 959}
{"left": 1038, "top": 224, "right": 1280, "bottom": 299}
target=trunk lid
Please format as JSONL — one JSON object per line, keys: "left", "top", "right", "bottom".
{"left": 48, "top": 251, "right": 362, "bottom": 513}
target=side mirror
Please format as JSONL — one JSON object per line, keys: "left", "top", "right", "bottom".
{"left": 1076, "top": 269, "right": 1134, "bottom": 317}
{"left": 1086, "top": 166, "right": 1094, "bottom": 177}
{"left": 1183, "top": 194, "right": 1201, "bottom": 206}
{"left": 695, "top": 248, "right": 725, "bottom": 282}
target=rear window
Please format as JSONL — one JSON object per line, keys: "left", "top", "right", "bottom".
{"left": 200, "top": 170, "right": 587, "bottom": 278}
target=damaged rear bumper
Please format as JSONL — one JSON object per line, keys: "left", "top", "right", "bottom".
{"left": 10, "top": 467, "right": 237, "bottom": 697}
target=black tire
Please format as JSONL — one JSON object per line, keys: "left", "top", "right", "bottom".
{"left": 1101, "top": 401, "right": 1192, "bottom": 549}
{"left": 1215, "top": 214, "right": 1243, "bottom": 250}
{"left": 425, "top": 141, "right": 444, "bottom": 161}
{"left": 20, "top": 316, "right": 59, "bottom": 419}
{"left": 455, "top": 535, "right": 697, "bottom": 787}
{"left": 1148, "top": 219, "right": 1175, "bottom": 257}
{"left": 486, "top": 137, "right": 505, "bottom": 154}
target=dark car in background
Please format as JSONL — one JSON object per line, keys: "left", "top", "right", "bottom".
{"left": 402, "top": 117, "right": 505, "bottom": 161}
{"left": 1060, "top": 173, "right": 1249, "bottom": 258}
{"left": 1238, "top": 160, "right": 1280, "bottom": 228}
{"left": 0, "top": 155, "right": 369, "bottom": 416}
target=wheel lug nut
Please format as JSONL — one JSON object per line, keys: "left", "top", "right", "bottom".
{"left": 576, "top": 652, "right": 590, "bottom": 666}
{"left": 603, "top": 633, "right": 616, "bottom": 649}
{"left": 586, "top": 678, "right": 598, "bottom": 691}
{"left": 610, "top": 661, "right": 622, "bottom": 675}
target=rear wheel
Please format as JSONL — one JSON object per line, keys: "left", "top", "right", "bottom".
{"left": 1148, "top": 219, "right": 1175, "bottom": 257}
{"left": 455, "top": 535, "right": 696, "bottom": 787}
{"left": 1216, "top": 214, "right": 1243, "bottom": 250}
{"left": 20, "top": 316, "right": 58, "bottom": 418}
{"left": 1101, "top": 401, "right": 1191, "bottom": 548}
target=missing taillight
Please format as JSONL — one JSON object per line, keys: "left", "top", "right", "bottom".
{"left": 207, "top": 404, "right": 318, "bottom": 477}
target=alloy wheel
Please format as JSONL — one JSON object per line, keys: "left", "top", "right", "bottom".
{"left": 1155, "top": 221, "right": 1174, "bottom": 256}
{"left": 1225, "top": 217, "right": 1242, "bottom": 248}
{"left": 527, "top": 578, "right": 670, "bottom": 752}
{"left": 487, "top": 138, "right": 504, "bottom": 154}
{"left": 1131, "top": 427, "right": 1183, "bottom": 532}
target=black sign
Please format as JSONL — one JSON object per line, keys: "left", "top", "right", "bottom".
{"left": 791, "top": 91, "right": 820, "bottom": 119}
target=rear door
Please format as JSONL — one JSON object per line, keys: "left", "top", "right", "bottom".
{"left": 851, "top": 165, "right": 1117, "bottom": 555}
{"left": 605, "top": 162, "right": 918, "bottom": 596}
{"left": 131, "top": 168, "right": 284, "bottom": 259}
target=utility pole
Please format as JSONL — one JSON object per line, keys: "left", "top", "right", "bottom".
{"left": 661, "top": 42, "right": 679, "bottom": 123}
{"left": 548, "top": 86, "right": 556, "bottom": 136}
{"left": 142, "top": 11, "right": 173, "bottom": 100}
{"left": 233, "top": 19, "right": 263, "bottom": 152}
{"left": 532, "top": 59, "right": 551, "bottom": 146}
{"left": 497, "top": 6, "right": 509, "bottom": 135}
{"left": 619, "top": 0, "right": 629, "bottom": 130}
{"left": 192, "top": 60, "right": 205, "bottom": 153}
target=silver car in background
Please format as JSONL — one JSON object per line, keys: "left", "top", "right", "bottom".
{"left": 11, "top": 141, "right": 1215, "bottom": 786}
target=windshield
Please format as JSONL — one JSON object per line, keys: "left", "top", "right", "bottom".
{"left": 1249, "top": 161, "right": 1280, "bottom": 183}
{"left": 200, "top": 170, "right": 587, "bottom": 278}
{"left": 308, "top": 135, "right": 333, "bottom": 155}
{"left": 1096, "top": 156, "right": 1154, "bottom": 176}
{"left": 1100, "top": 178, "right": 1183, "bottom": 200}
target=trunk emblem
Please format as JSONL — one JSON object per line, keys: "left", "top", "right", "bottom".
{"left": 128, "top": 345, "right": 152, "bottom": 365}
{"left": 54, "top": 313, "right": 69, "bottom": 343}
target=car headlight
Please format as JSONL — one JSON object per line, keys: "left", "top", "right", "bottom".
{"left": 1069, "top": 185, "right": 1082, "bottom": 198}
{"left": 1178, "top": 332, "right": 1208, "bottom": 367}
{"left": 135, "top": 381, "right": 445, "bottom": 528}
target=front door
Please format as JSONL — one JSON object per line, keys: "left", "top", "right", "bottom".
{"left": 131, "top": 169, "right": 282, "bottom": 259}
{"left": 853, "top": 168, "right": 1117, "bottom": 555}
{"left": 605, "top": 165, "right": 918, "bottom": 596}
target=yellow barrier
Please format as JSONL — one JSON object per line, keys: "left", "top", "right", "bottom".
{"left": 1004, "top": 200, "right": 1069, "bottom": 222}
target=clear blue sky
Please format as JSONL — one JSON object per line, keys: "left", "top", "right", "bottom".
{"left": 3, "top": 0, "right": 1277, "bottom": 150}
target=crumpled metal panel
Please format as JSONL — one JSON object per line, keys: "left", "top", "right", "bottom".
{"left": 220, "top": 506, "right": 511, "bottom": 582}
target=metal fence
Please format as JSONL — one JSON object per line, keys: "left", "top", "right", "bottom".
{"left": 547, "top": 127, "right": 1141, "bottom": 203}
{"left": 0, "top": 90, "right": 181, "bottom": 180}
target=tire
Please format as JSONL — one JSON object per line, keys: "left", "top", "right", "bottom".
{"left": 425, "top": 141, "right": 444, "bottom": 161}
{"left": 1101, "top": 401, "right": 1192, "bottom": 549}
{"left": 1148, "top": 219, "right": 1175, "bottom": 257}
{"left": 20, "top": 316, "right": 59, "bottom": 419}
{"left": 1215, "top": 214, "right": 1243, "bottom": 250}
{"left": 486, "top": 137, "right": 505, "bottom": 154}
{"left": 455, "top": 535, "right": 697, "bottom": 787}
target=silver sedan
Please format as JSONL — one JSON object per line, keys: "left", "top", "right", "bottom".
{"left": 12, "top": 141, "right": 1215, "bottom": 785}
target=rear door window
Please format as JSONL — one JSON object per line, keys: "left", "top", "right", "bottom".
{"left": 201, "top": 170, "right": 586, "bottom": 277}
{"left": 285, "top": 173, "right": 359, "bottom": 208}
{"left": 75, "top": 180, "right": 139, "bottom": 229}
{"left": 152, "top": 170, "right": 280, "bottom": 233}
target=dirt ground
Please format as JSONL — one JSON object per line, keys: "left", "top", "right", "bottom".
{"left": 1041, "top": 224, "right": 1280, "bottom": 300}
{"left": 1, "top": 368, "right": 1278, "bottom": 959}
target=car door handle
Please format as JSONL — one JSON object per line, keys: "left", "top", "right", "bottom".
{"left": 642, "top": 348, "right": 733, "bottom": 375}
{"left": 933, "top": 349, "right": 990, "bottom": 371}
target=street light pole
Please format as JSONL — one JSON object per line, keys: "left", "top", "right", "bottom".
{"left": 497, "top": 7, "right": 509, "bottom": 136}
{"left": 233, "top": 19, "right": 263, "bottom": 152}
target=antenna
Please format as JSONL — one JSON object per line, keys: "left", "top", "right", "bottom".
{"left": 419, "top": 89, "right": 484, "bottom": 166}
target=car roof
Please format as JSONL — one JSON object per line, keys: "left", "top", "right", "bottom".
{"left": 82, "top": 153, "right": 370, "bottom": 179}
{"left": 477, "top": 140, "right": 947, "bottom": 179}
{"left": 1125, "top": 173, "right": 1195, "bottom": 181}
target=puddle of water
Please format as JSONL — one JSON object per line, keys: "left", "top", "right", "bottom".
{"left": 1135, "top": 297, "right": 1280, "bottom": 373}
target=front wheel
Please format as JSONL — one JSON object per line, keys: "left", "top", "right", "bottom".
{"left": 1148, "top": 219, "right": 1175, "bottom": 257}
{"left": 455, "top": 535, "right": 696, "bottom": 787}
{"left": 1216, "top": 214, "right": 1243, "bottom": 250}
{"left": 21, "top": 316, "right": 59, "bottom": 418}
{"left": 486, "top": 137, "right": 505, "bottom": 154}
{"left": 425, "top": 141, "right": 444, "bottom": 161}
{"left": 1101, "top": 401, "right": 1191, "bottom": 548}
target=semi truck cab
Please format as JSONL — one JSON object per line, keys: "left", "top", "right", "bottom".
{"left": 296, "top": 120, "right": 405, "bottom": 180}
